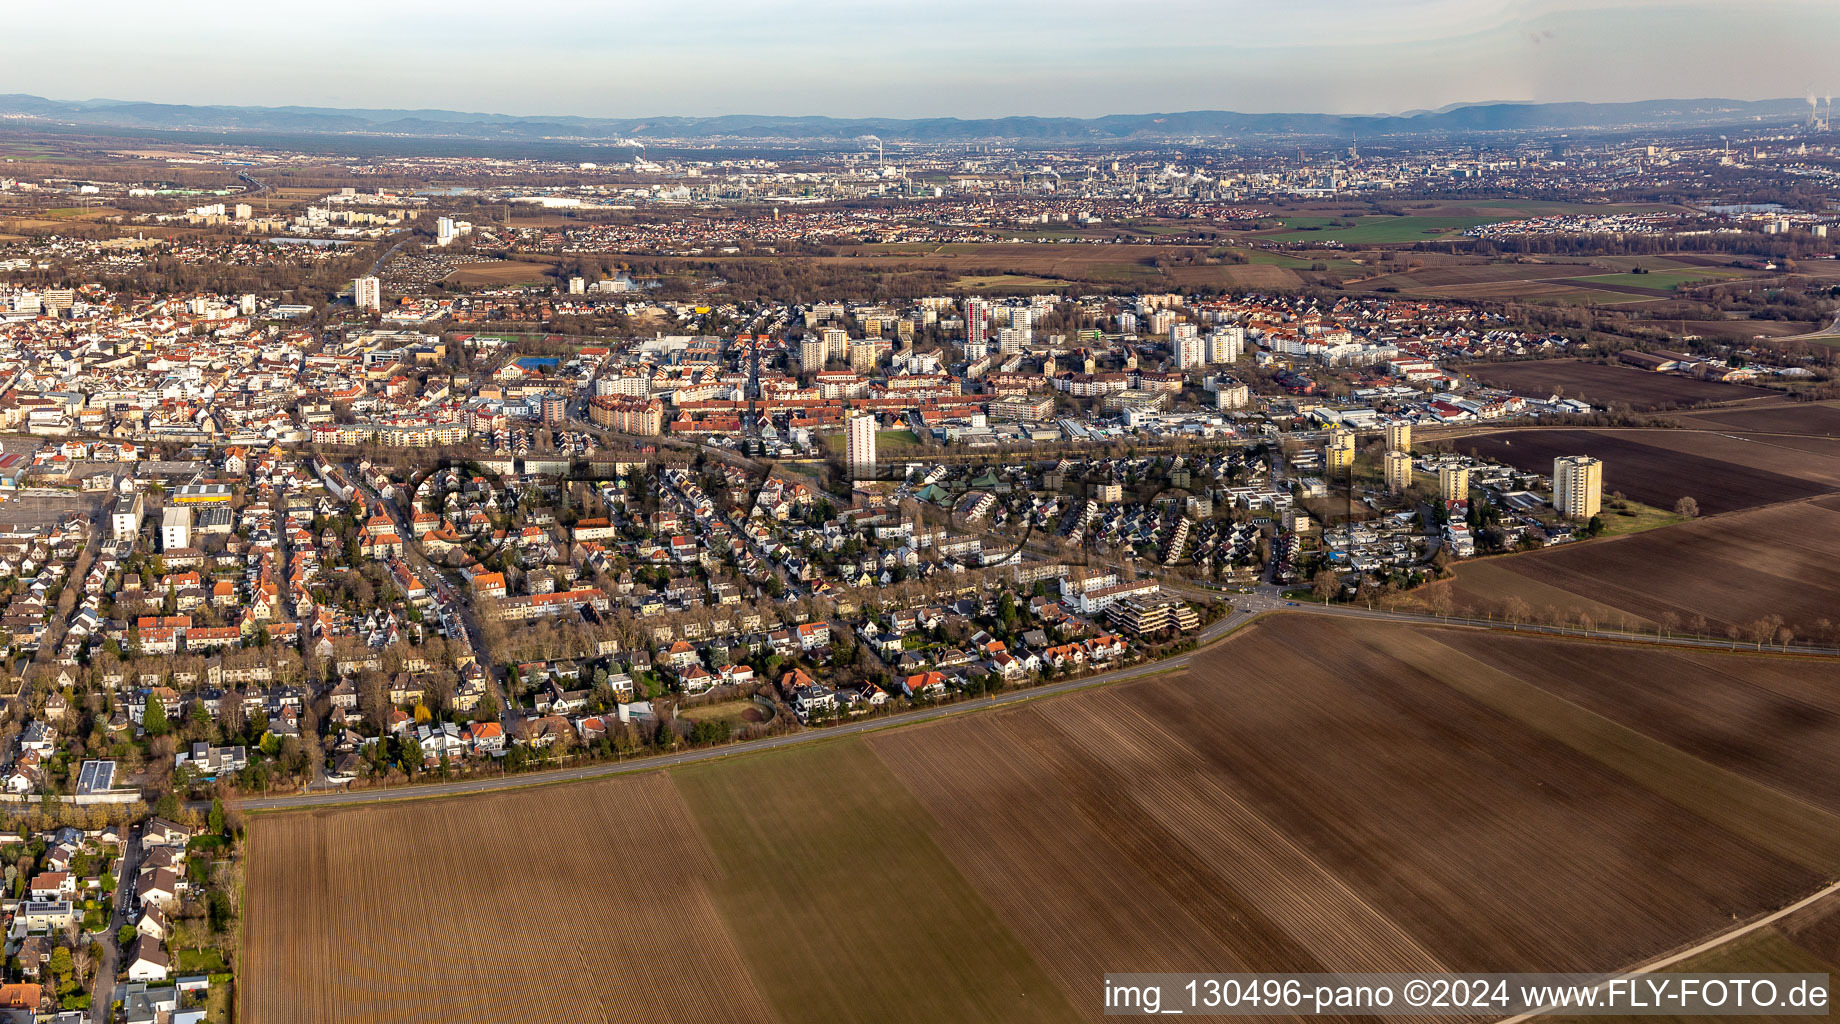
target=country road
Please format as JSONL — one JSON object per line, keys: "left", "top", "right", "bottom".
{"left": 230, "top": 593, "right": 1840, "bottom": 814}
{"left": 1499, "top": 880, "right": 1840, "bottom": 1022}
{"left": 1779, "top": 308, "right": 1840, "bottom": 342}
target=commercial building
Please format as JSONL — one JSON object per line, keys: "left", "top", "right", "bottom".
{"left": 846, "top": 413, "right": 878, "bottom": 480}
{"left": 1553, "top": 455, "right": 1603, "bottom": 519}
{"left": 1384, "top": 450, "right": 1414, "bottom": 493}
{"left": 1438, "top": 464, "right": 1470, "bottom": 502}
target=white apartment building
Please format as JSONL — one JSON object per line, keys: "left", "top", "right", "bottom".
{"left": 353, "top": 276, "right": 382, "bottom": 313}
{"left": 847, "top": 413, "right": 878, "bottom": 480}
{"left": 1208, "top": 325, "right": 1245, "bottom": 363}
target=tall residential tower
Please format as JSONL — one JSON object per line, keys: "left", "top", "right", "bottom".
{"left": 1553, "top": 455, "right": 1603, "bottom": 519}
{"left": 847, "top": 413, "right": 878, "bottom": 480}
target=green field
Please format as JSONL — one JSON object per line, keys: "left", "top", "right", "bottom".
{"left": 1261, "top": 215, "right": 1502, "bottom": 244}
{"left": 672, "top": 739, "right": 1079, "bottom": 1024}
{"left": 879, "top": 428, "right": 923, "bottom": 452}
{"left": 1596, "top": 500, "right": 1688, "bottom": 537}
{"left": 1574, "top": 269, "right": 1747, "bottom": 291}
{"left": 820, "top": 428, "right": 925, "bottom": 458}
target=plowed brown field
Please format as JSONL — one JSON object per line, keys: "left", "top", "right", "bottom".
{"left": 243, "top": 774, "right": 776, "bottom": 1024}
{"left": 1454, "top": 429, "right": 1840, "bottom": 514}
{"left": 246, "top": 617, "right": 1840, "bottom": 1023}
{"left": 1463, "top": 361, "right": 1772, "bottom": 409}
{"left": 1441, "top": 495, "right": 1840, "bottom": 635}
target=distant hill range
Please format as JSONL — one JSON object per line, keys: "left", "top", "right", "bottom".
{"left": 0, "top": 94, "right": 1813, "bottom": 144}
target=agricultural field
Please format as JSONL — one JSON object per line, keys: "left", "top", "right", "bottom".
{"left": 1454, "top": 428, "right": 1840, "bottom": 514}
{"left": 246, "top": 617, "right": 1840, "bottom": 1023}
{"left": 444, "top": 258, "right": 558, "bottom": 285}
{"left": 1568, "top": 268, "right": 1747, "bottom": 291}
{"left": 1556, "top": 892, "right": 1840, "bottom": 1024}
{"left": 1666, "top": 400, "right": 1840, "bottom": 436}
{"left": 1436, "top": 495, "right": 1840, "bottom": 637}
{"left": 836, "top": 241, "right": 1307, "bottom": 291}
{"left": 1433, "top": 630, "right": 1840, "bottom": 814}
{"left": 647, "top": 232, "right": 1787, "bottom": 304}
{"left": 242, "top": 774, "right": 780, "bottom": 1024}
{"left": 1460, "top": 360, "right": 1774, "bottom": 409}
{"left": 672, "top": 741, "right": 1078, "bottom": 1024}
{"left": 1259, "top": 215, "right": 1504, "bottom": 244}
{"left": 954, "top": 273, "right": 1064, "bottom": 290}
{"left": 1672, "top": 318, "right": 1826, "bottom": 341}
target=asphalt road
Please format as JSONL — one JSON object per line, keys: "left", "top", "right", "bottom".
{"left": 91, "top": 823, "right": 143, "bottom": 1022}
{"left": 234, "top": 605, "right": 1257, "bottom": 812}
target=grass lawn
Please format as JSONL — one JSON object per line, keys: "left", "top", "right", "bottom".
{"left": 1596, "top": 500, "right": 1688, "bottom": 538}
{"left": 204, "top": 978, "right": 234, "bottom": 1024}
{"left": 676, "top": 698, "right": 767, "bottom": 726}
{"left": 877, "top": 428, "right": 923, "bottom": 453}
{"left": 178, "top": 947, "right": 230, "bottom": 973}
{"left": 672, "top": 738, "right": 1080, "bottom": 1024}
{"left": 820, "top": 428, "right": 925, "bottom": 459}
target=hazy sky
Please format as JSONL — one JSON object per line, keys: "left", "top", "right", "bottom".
{"left": 6, "top": 0, "right": 1837, "bottom": 118}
